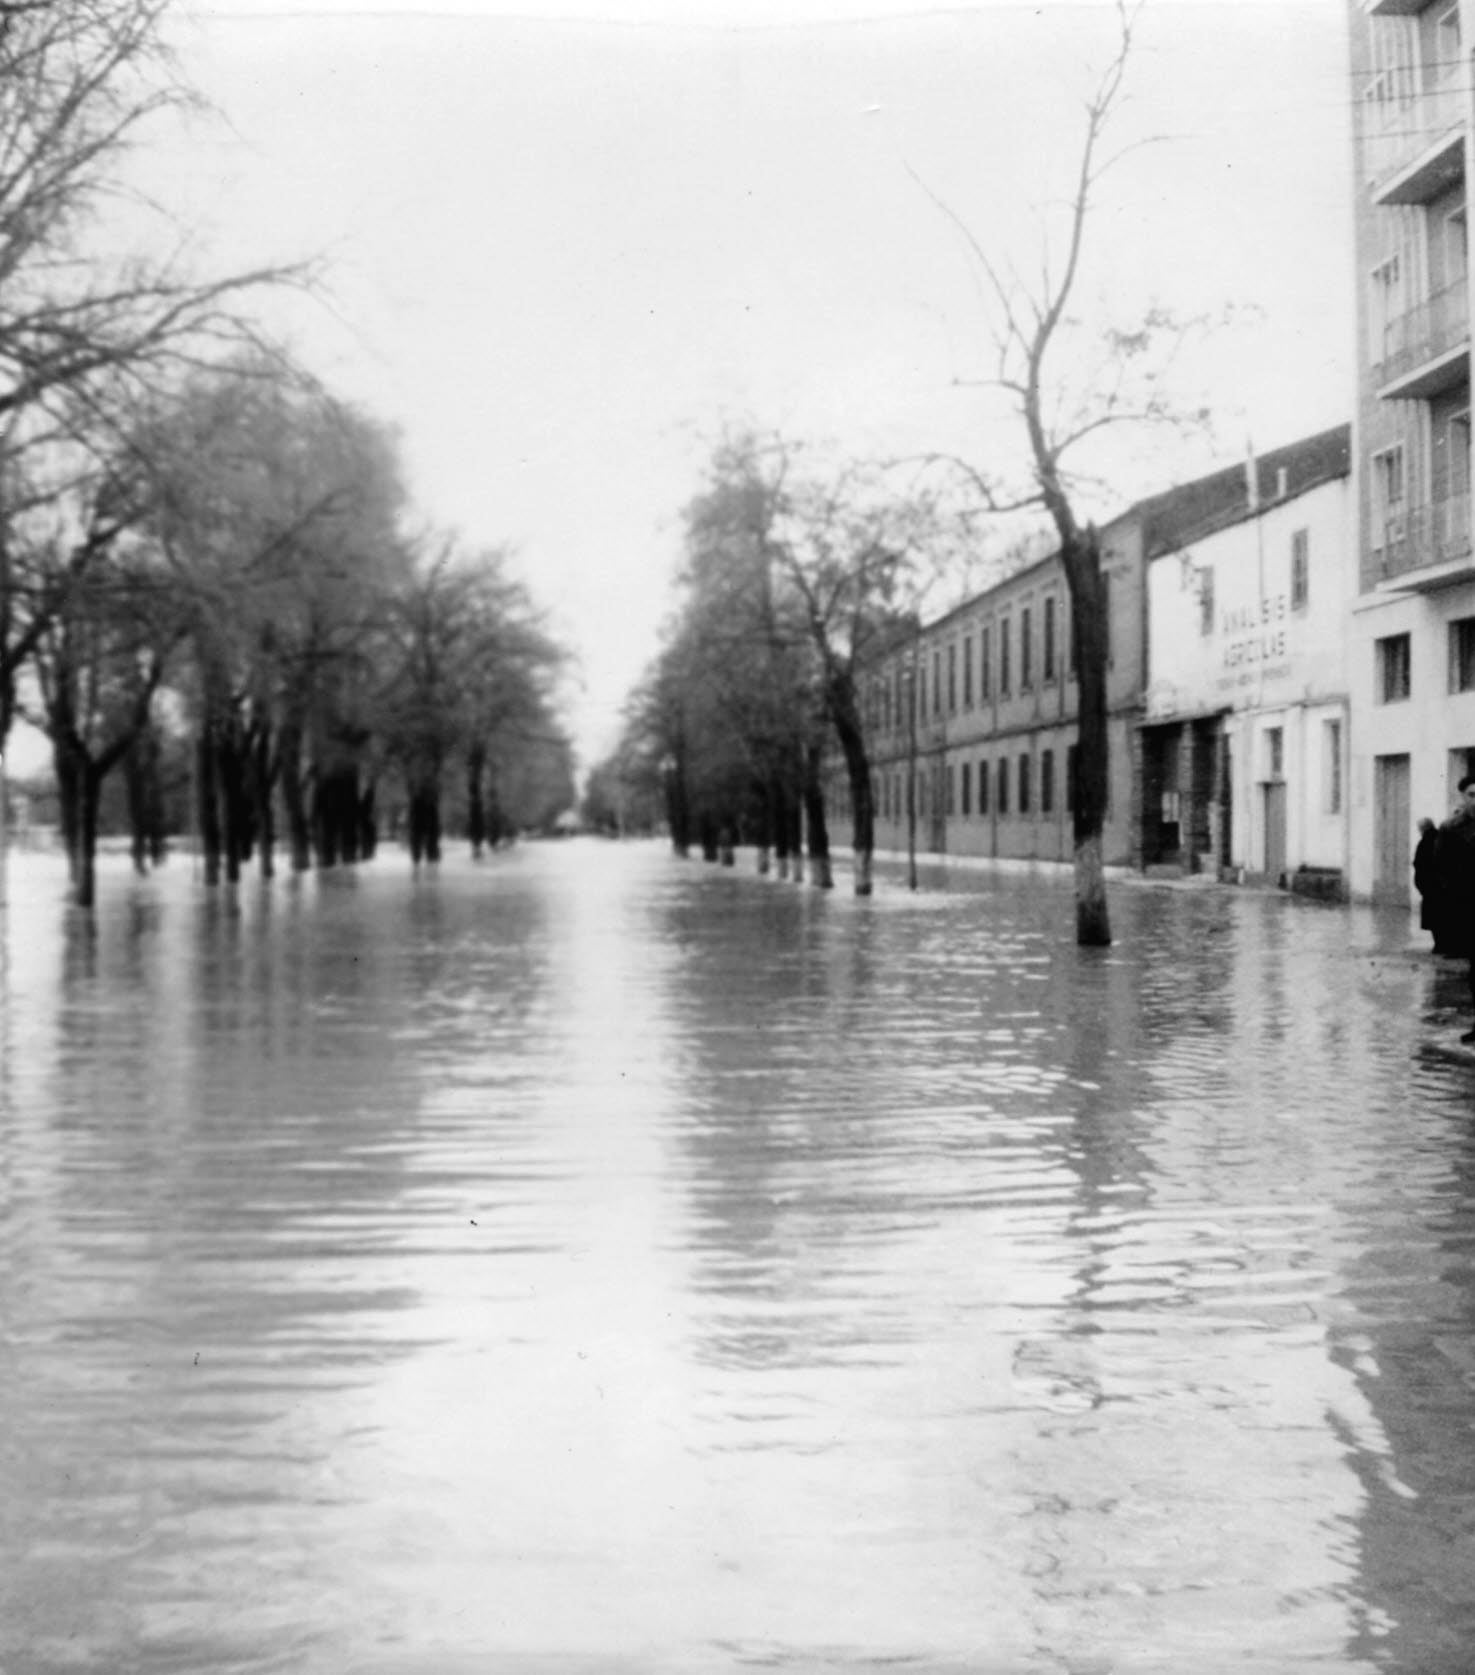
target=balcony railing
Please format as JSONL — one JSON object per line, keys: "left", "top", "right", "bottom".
{"left": 1373, "top": 278, "right": 1470, "bottom": 393}
{"left": 1363, "top": 64, "right": 1466, "bottom": 199}
{"left": 1372, "top": 493, "right": 1473, "bottom": 582}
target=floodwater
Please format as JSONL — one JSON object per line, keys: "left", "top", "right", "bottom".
{"left": 2, "top": 840, "right": 1475, "bottom": 1675}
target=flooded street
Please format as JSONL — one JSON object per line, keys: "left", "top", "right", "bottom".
{"left": 3, "top": 839, "right": 1475, "bottom": 1674}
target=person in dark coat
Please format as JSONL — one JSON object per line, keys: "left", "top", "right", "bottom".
{"left": 1437, "top": 776, "right": 1475, "bottom": 1041}
{"left": 1414, "top": 816, "right": 1451, "bottom": 953}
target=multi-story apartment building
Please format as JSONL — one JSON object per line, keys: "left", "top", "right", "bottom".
{"left": 1141, "top": 427, "right": 1353, "bottom": 891}
{"left": 1349, "top": 0, "right": 1475, "bottom": 900}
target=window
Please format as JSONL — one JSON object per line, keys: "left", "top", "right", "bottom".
{"left": 1451, "top": 616, "right": 1475, "bottom": 691}
{"left": 1438, "top": 3, "right": 1461, "bottom": 71}
{"left": 1324, "top": 719, "right": 1343, "bottom": 816}
{"left": 1369, "top": 255, "right": 1402, "bottom": 365}
{"left": 963, "top": 635, "right": 974, "bottom": 708}
{"left": 1018, "top": 753, "right": 1032, "bottom": 814}
{"left": 997, "top": 757, "right": 1010, "bottom": 815}
{"left": 961, "top": 761, "right": 971, "bottom": 817}
{"left": 1447, "top": 207, "right": 1469, "bottom": 285}
{"left": 1291, "top": 529, "right": 1309, "bottom": 611}
{"left": 1265, "top": 726, "right": 1284, "bottom": 780}
{"left": 947, "top": 643, "right": 957, "bottom": 714}
{"left": 1198, "top": 566, "right": 1215, "bottom": 636}
{"left": 1000, "top": 616, "right": 1012, "bottom": 695}
{"left": 1043, "top": 597, "right": 1057, "bottom": 683}
{"left": 932, "top": 651, "right": 942, "bottom": 717}
{"left": 946, "top": 763, "right": 955, "bottom": 816}
{"left": 1066, "top": 744, "right": 1077, "bottom": 813}
{"left": 895, "top": 668, "right": 905, "bottom": 727}
{"left": 917, "top": 664, "right": 926, "bottom": 720}
{"left": 1041, "top": 748, "right": 1054, "bottom": 813}
{"left": 980, "top": 625, "right": 992, "bottom": 699}
{"left": 978, "top": 757, "right": 990, "bottom": 814}
{"left": 1377, "top": 632, "right": 1412, "bottom": 703}
{"left": 1021, "top": 606, "right": 1033, "bottom": 690}
{"left": 1373, "top": 446, "right": 1406, "bottom": 541}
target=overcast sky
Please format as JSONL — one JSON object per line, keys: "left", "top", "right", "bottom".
{"left": 120, "top": 0, "right": 1357, "bottom": 775}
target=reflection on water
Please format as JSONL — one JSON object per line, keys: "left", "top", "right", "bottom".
{"left": 2, "top": 842, "right": 1475, "bottom": 1672}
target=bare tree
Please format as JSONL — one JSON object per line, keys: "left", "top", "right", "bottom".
{"left": 0, "top": 1, "right": 301, "bottom": 759}
{"left": 917, "top": 0, "right": 1188, "bottom": 945}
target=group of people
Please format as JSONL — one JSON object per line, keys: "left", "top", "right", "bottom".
{"left": 1414, "top": 773, "right": 1475, "bottom": 1044}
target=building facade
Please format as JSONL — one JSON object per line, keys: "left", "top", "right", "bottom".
{"left": 1349, "top": 0, "right": 1475, "bottom": 900}
{"left": 1140, "top": 428, "right": 1353, "bottom": 892}
{"left": 835, "top": 449, "right": 1351, "bottom": 875}
{"left": 858, "top": 513, "right": 1145, "bottom": 867}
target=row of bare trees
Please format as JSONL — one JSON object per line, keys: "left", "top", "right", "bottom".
{"left": 0, "top": 0, "right": 573, "bottom": 906}
{"left": 10, "top": 354, "right": 573, "bottom": 906}
{"left": 592, "top": 433, "right": 965, "bottom": 896}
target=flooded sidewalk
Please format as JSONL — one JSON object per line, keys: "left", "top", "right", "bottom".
{"left": 1, "top": 840, "right": 1472, "bottom": 1674}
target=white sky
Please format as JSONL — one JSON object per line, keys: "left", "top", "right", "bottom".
{"left": 101, "top": 0, "right": 1356, "bottom": 776}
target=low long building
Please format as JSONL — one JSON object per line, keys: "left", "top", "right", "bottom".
{"left": 826, "top": 428, "right": 1353, "bottom": 882}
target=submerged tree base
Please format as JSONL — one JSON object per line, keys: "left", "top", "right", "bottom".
{"left": 1074, "top": 833, "right": 1112, "bottom": 947}
{"left": 853, "top": 849, "right": 873, "bottom": 897}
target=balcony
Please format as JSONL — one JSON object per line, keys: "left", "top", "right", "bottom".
{"left": 1364, "top": 66, "right": 1466, "bottom": 204}
{"left": 1374, "top": 278, "right": 1470, "bottom": 398}
{"left": 1371, "top": 493, "right": 1475, "bottom": 588}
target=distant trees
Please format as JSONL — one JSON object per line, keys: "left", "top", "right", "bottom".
{"left": 4, "top": 355, "right": 572, "bottom": 905}
{"left": 378, "top": 537, "right": 569, "bottom": 865}
{"left": 594, "top": 430, "right": 960, "bottom": 893}
{"left": 0, "top": 5, "right": 573, "bottom": 906}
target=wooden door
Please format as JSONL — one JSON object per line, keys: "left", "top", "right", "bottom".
{"left": 1373, "top": 754, "right": 1412, "bottom": 904}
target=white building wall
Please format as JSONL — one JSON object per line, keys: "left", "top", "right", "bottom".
{"left": 1347, "top": 580, "right": 1475, "bottom": 899}
{"left": 1145, "top": 473, "right": 1353, "bottom": 880}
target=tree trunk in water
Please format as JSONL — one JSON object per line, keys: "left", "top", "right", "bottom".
{"left": 340, "top": 767, "right": 362, "bottom": 864}
{"left": 251, "top": 712, "right": 275, "bottom": 880}
{"left": 278, "top": 724, "right": 312, "bottom": 872}
{"left": 135, "top": 730, "right": 166, "bottom": 868}
{"left": 699, "top": 816, "right": 718, "bottom": 862}
{"left": 407, "top": 770, "right": 441, "bottom": 865}
{"left": 786, "top": 787, "right": 804, "bottom": 883}
{"left": 197, "top": 729, "right": 222, "bottom": 887}
{"left": 755, "top": 785, "right": 772, "bottom": 875}
{"left": 802, "top": 742, "right": 833, "bottom": 889}
{"left": 407, "top": 789, "right": 425, "bottom": 864}
{"left": 1062, "top": 531, "right": 1112, "bottom": 947}
{"left": 73, "top": 768, "right": 101, "bottom": 910}
{"left": 217, "top": 723, "right": 249, "bottom": 884}
{"left": 467, "top": 747, "right": 486, "bottom": 857}
{"left": 828, "top": 686, "right": 874, "bottom": 897}
{"left": 423, "top": 778, "right": 441, "bottom": 863}
{"left": 138, "top": 729, "right": 167, "bottom": 869}
{"left": 359, "top": 782, "right": 378, "bottom": 860}
{"left": 55, "top": 743, "right": 81, "bottom": 889}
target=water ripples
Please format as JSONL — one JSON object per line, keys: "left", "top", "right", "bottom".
{"left": 3, "top": 843, "right": 1475, "bottom": 1671}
